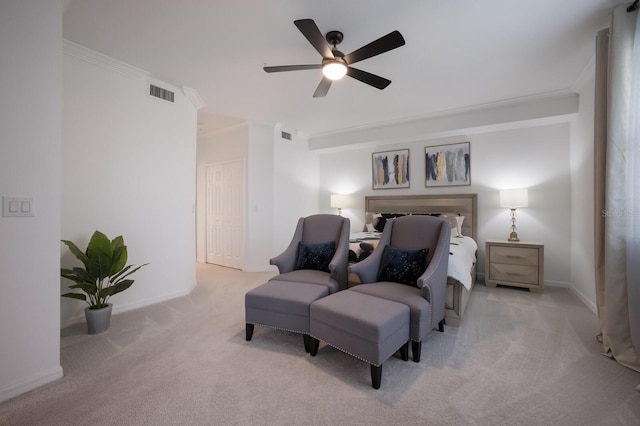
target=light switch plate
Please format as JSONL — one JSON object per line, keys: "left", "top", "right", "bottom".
{"left": 2, "top": 196, "right": 34, "bottom": 217}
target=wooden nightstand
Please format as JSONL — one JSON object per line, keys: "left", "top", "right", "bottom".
{"left": 485, "top": 241, "right": 544, "bottom": 293}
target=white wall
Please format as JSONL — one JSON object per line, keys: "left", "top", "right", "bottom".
{"left": 0, "top": 0, "right": 64, "bottom": 402}
{"left": 318, "top": 123, "right": 572, "bottom": 286}
{"left": 570, "top": 66, "right": 597, "bottom": 312}
{"left": 245, "top": 124, "right": 275, "bottom": 272}
{"left": 273, "top": 129, "right": 320, "bottom": 254}
{"left": 61, "top": 43, "right": 197, "bottom": 325}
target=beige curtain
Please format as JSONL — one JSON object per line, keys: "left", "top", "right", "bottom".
{"left": 594, "top": 4, "right": 640, "bottom": 378}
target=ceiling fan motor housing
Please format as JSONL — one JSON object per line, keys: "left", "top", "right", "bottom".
{"left": 325, "top": 30, "right": 344, "bottom": 47}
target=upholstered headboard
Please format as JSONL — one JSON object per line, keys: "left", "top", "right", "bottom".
{"left": 364, "top": 194, "right": 478, "bottom": 241}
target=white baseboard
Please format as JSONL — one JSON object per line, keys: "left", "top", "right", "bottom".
{"left": 60, "top": 280, "right": 198, "bottom": 328}
{"left": 0, "top": 365, "right": 63, "bottom": 404}
{"left": 478, "top": 274, "right": 597, "bottom": 316}
{"left": 567, "top": 284, "right": 598, "bottom": 315}
{"left": 544, "top": 280, "right": 597, "bottom": 314}
{"left": 112, "top": 280, "right": 198, "bottom": 315}
{"left": 544, "top": 279, "right": 570, "bottom": 288}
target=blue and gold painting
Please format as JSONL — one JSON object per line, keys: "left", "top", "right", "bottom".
{"left": 425, "top": 142, "right": 470, "bottom": 187}
{"left": 372, "top": 149, "right": 410, "bottom": 189}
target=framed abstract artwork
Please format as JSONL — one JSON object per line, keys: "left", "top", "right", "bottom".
{"left": 372, "top": 149, "right": 410, "bottom": 189}
{"left": 425, "top": 142, "right": 471, "bottom": 187}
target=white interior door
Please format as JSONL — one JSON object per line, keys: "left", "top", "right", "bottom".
{"left": 206, "top": 164, "right": 224, "bottom": 266}
{"left": 206, "top": 161, "right": 244, "bottom": 269}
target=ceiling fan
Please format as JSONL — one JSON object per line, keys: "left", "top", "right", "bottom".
{"left": 263, "top": 19, "right": 405, "bottom": 98}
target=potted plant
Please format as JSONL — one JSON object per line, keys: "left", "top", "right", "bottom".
{"left": 61, "top": 230, "right": 148, "bottom": 334}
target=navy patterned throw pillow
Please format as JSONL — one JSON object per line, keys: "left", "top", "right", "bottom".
{"left": 295, "top": 241, "right": 336, "bottom": 272}
{"left": 377, "top": 245, "right": 430, "bottom": 287}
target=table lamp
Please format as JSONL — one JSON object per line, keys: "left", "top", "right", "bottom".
{"left": 499, "top": 188, "right": 528, "bottom": 242}
{"left": 330, "top": 194, "right": 349, "bottom": 216}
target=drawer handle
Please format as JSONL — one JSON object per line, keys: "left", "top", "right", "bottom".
{"left": 505, "top": 255, "right": 523, "bottom": 259}
{"left": 506, "top": 272, "right": 523, "bottom": 276}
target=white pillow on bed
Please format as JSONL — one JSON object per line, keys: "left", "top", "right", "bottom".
{"left": 455, "top": 216, "right": 465, "bottom": 237}
{"left": 442, "top": 214, "right": 465, "bottom": 237}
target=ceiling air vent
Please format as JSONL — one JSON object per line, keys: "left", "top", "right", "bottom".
{"left": 149, "top": 84, "right": 174, "bottom": 102}
{"left": 281, "top": 131, "right": 292, "bottom": 141}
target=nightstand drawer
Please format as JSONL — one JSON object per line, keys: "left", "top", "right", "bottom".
{"left": 490, "top": 246, "right": 539, "bottom": 266}
{"left": 489, "top": 263, "right": 539, "bottom": 285}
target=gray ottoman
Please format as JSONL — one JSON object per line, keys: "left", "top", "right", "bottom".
{"left": 245, "top": 280, "right": 330, "bottom": 352}
{"left": 309, "top": 290, "right": 410, "bottom": 389}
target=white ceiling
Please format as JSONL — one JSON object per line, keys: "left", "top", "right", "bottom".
{"left": 62, "top": 0, "right": 625, "bottom": 137}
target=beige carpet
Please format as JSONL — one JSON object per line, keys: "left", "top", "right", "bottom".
{"left": 1, "top": 263, "right": 639, "bottom": 425}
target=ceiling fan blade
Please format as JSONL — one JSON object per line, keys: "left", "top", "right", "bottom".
{"left": 294, "top": 19, "right": 334, "bottom": 58}
{"left": 313, "top": 77, "right": 332, "bottom": 98}
{"left": 344, "top": 30, "right": 405, "bottom": 65}
{"left": 346, "top": 67, "right": 391, "bottom": 90}
{"left": 263, "top": 64, "right": 322, "bottom": 73}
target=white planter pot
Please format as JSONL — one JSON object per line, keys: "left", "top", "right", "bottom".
{"left": 84, "top": 304, "right": 113, "bottom": 334}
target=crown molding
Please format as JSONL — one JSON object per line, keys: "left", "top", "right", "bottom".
{"left": 63, "top": 39, "right": 149, "bottom": 80}
{"left": 571, "top": 54, "right": 596, "bottom": 93}
{"left": 182, "top": 86, "right": 206, "bottom": 110}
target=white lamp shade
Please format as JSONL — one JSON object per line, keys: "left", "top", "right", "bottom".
{"left": 330, "top": 194, "right": 350, "bottom": 208}
{"left": 500, "top": 188, "right": 528, "bottom": 208}
{"left": 322, "top": 62, "right": 347, "bottom": 80}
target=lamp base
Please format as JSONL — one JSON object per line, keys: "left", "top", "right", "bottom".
{"left": 507, "top": 208, "right": 520, "bottom": 242}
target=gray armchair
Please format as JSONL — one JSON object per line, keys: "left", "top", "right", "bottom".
{"left": 348, "top": 215, "right": 450, "bottom": 362}
{"left": 269, "top": 214, "right": 350, "bottom": 292}
{"left": 245, "top": 214, "right": 350, "bottom": 351}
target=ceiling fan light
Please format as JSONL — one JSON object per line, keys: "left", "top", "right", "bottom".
{"left": 322, "top": 61, "right": 347, "bottom": 80}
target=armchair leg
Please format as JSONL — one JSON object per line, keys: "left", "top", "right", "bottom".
{"left": 400, "top": 341, "right": 409, "bottom": 361}
{"left": 371, "top": 364, "right": 382, "bottom": 389}
{"left": 303, "top": 334, "right": 311, "bottom": 353}
{"left": 412, "top": 341, "right": 422, "bottom": 363}
{"left": 439, "top": 319, "right": 445, "bottom": 332}
{"left": 245, "top": 323, "right": 254, "bottom": 341}
{"left": 309, "top": 337, "right": 320, "bottom": 356}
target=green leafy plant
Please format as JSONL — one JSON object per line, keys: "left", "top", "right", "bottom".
{"left": 61, "top": 231, "right": 149, "bottom": 309}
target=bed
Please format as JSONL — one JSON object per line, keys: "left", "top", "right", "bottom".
{"left": 349, "top": 194, "right": 478, "bottom": 327}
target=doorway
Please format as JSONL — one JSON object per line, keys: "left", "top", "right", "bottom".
{"left": 205, "top": 160, "right": 244, "bottom": 269}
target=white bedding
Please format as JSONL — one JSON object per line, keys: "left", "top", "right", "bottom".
{"left": 349, "top": 232, "right": 382, "bottom": 254}
{"left": 448, "top": 236, "right": 477, "bottom": 290}
{"left": 349, "top": 233, "right": 477, "bottom": 290}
